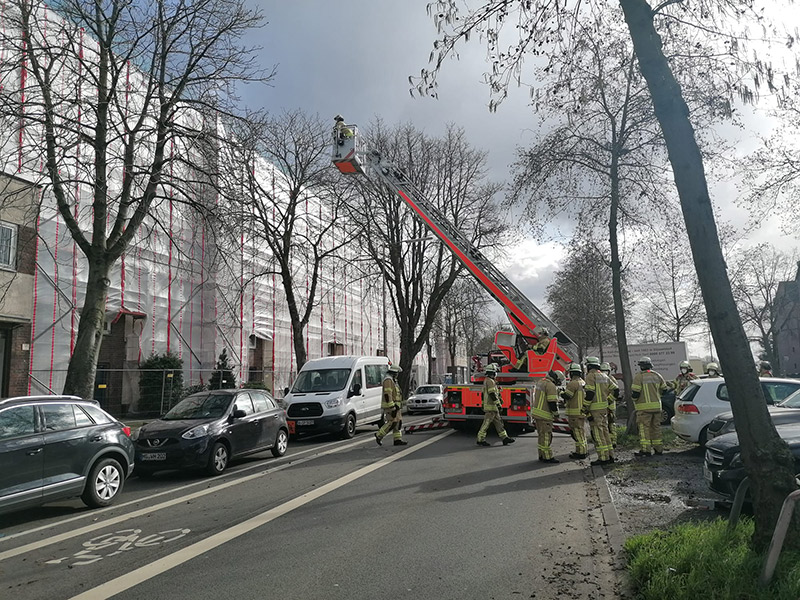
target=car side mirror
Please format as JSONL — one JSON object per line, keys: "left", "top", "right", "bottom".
{"left": 232, "top": 409, "right": 246, "bottom": 419}
{"left": 349, "top": 383, "right": 362, "bottom": 397}
{"left": 283, "top": 387, "right": 290, "bottom": 397}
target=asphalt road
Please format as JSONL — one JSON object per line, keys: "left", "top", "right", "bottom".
{"left": 0, "top": 417, "right": 618, "bottom": 600}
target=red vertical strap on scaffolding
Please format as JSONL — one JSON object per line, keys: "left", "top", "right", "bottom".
{"left": 167, "top": 138, "right": 174, "bottom": 352}
{"left": 319, "top": 202, "right": 324, "bottom": 356}
{"left": 29, "top": 200, "right": 42, "bottom": 394}
{"left": 17, "top": 30, "right": 26, "bottom": 172}
{"left": 151, "top": 227, "right": 157, "bottom": 355}
{"left": 121, "top": 61, "right": 130, "bottom": 307}
{"left": 239, "top": 217, "right": 245, "bottom": 383}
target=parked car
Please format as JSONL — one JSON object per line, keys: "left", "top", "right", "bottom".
{"left": 0, "top": 395, "right": 134, "bottom": 515}
{"left": 707, "top": 389, "right": 800, "bottom": 440}
{"left": 133, "top": 389, "right": 288, "bottom": 476}
{"left": 704, "top": 423, "right": 800, "bottom": 501}
{"left": 406, "top": 384, "right": 444, "bottom": 415}
{"left": 671, "top": 377, "right": 800, "bottom": 446}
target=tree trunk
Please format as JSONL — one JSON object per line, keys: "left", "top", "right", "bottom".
{"left": 282, "top": 270, "right": 308, "bottom": 371}
{"left": 609, "top": 150, "right": 635, "bottom": 432}
{"left": 620, "top": 0, "right": 800, "bottom": 550}
{"left": 427, "top": 339, "right": 434, "bottom": 383}
{"left": 62, "top": 255, "right": 111, "bottom": 400}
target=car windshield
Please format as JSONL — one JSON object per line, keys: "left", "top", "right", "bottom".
{"left": 778, "top": 390, "right": 800, "bottom": 409}
{"left": 416, "top": 386, "right": 441, "bottom": 395}
{"left": 163, "top": 394, "right": 232, "bottom": 420}
{"left": 292, "top": 369, "right": 351, "bottom": 393}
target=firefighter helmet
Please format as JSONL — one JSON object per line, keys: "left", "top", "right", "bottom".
{"left": 334, "top": 114, "right": 345, "bottom": 122}
{"left": 600, "top": 362, "right": 611, "bottom": 372}
{"left": 586, "top": 356, "right": 600, "bottom": 366}
{"left": 760, "top": 361, "right": 772, "bottom": 370}
{"left": 638, "top": 357, "right": 653, "bottom": 369}
{"left": 485, "top": 363, "right": 499, "bottom": 374}
{"left": 387, "top": 365, "right": 402, "bottom": 374}
{"left": 680, "top": 360, "right": 691, "bottom": 369}
{"left": 548, "top": 370, "right": 564, "bottom": 385}
{"left": 568, "top": 363, "right": 582, "bottom": 375}
{"left": 538, "top": 328, "right": 550, "bottom": 337}
{"left": 706, "top": 362, "right": 719, "bottom": 373}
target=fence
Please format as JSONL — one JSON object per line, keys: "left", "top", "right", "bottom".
{"left": 29, "top": 368, "right": 288, "bottom": 418}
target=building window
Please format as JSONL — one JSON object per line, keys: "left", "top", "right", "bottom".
{"left": 0, "top": 222, "right": 17, "bottom": 270}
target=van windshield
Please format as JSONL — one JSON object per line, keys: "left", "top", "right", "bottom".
{"left": 292, "top": 369, "right": 351, "bottom": 393}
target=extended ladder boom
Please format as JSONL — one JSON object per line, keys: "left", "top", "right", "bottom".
{"left": 364, "top": 150, "right": 576, "bottom": 366}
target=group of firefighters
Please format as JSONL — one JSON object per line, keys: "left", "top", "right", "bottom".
{"left": 374, "top": 351, "right": 774, "bottom": 461}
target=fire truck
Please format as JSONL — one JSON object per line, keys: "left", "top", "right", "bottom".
{"left": 332, "top": 121, "right": 576, "bottom": 430}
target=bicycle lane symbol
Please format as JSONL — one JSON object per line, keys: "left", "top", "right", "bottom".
{"left": 45, "top": 528, "right": 191, "bottom": 567}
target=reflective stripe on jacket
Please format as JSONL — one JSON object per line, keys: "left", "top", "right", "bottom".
{"left": 563, "top": 378, "right": 585, "bottom": 416}
{"left": 482, "top": 377, "right": 501, "bottom": 411}
{"left": 584, "top": 370, "right": 610, "bottom": 411}
{"left": 631, "top": 370, "right": 667, "bottom": 411}
{"left": 381, "top": 376, "right": 401, "bottom": 410}
{"left": 531, "top": 378, "right": 558, "bottom": 420}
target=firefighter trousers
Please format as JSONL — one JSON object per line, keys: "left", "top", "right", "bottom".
{"left": 567, "top": 416, "right": 587, "bottom": 455}
{"left": 477, "top": 410, "right": 508, "bottom": 442}
{"left": 607, "top": 409, "right": 617, "bottom": 447}
{"left": 636, "top": 410, "right": 662, "bottom": 453}
{"left": 590, "top": 410, "right": 613, "bottom": 461}
{"left": 534, "top": 418, "right": 554, "bottom": 459}
{"left": 376, "top": 407, "right": 402, "bottom": 441}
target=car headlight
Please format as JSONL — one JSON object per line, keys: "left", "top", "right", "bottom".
{"left": 325, "top": 397, "right": 342, "bottom": 408}
{"left": 729, "top": 452, "right": 743, "bottom": 468}
{"left": 721, "top": 422, "right": 736, "bottom": 435}
{"left": 182, "top": 424, "right": 210, "bottom": 440}
{"left": 131, "top": 427, "right": 141, "bottom": 441}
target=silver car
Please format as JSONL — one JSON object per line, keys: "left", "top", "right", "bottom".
{"left": 706, "top": 388, "right": 800, "bottom": 440}
{"left": 406, "top": 385, "right": 444, "bottom": 415}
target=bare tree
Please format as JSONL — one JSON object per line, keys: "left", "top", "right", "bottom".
{"left": 223, "top": 110, "right": 350, "bottom": 370}
{"left": 0, "top": 0, "right": 271, "bottom": 399}
{"left": 731, "top": 244, "right": 799, "bottom": 376}
{"left": 546, "top": 239, "right": 616, "bottom": 362}
{"left": 415, "top": 0, "right": 798, "bottom": 550}
{"left": 347, "top": 121, "right": 505, "bottom": 397}
{"left": 435, "top": 276, "right": 491, "bottom": 381}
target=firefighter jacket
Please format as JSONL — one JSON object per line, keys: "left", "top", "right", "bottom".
{"left": 606, "top": 376, "right": 619, "bottom": 411}
{"left": 534, "top": 336, "right": 552, "bottom": 353}
{"left": 631, "top": 370, "right": 667, "bottom": 412}
{"left": 381, "top": 375, "right": 402, "bottom": 410}
{"left": 672, "top": 372, "right": 697, "bottom": 396}
{"left": 562, "top": 377, "right": 585, "bottom": 417}
{"left": 482, "top": 377, "right": 502, "bottom": 411}
{"left": 531, "top": 378, "right": 559, "bottom": 420}
{"left": 584, "top": 370, "right": 611, "bottom": 412}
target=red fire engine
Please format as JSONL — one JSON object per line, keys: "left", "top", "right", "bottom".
{"left": 332, "top": 121, "right": 576, "bottom": 430}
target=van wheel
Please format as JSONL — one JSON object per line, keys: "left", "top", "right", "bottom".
{"left": 340, "top": 413, "right": 357, "bottom": 439}
{"left": 82, "top": 457, "right": 124, "bottom": 508}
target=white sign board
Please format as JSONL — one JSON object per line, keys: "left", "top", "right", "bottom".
{"left": 590, "top": 342, "right": 688, "bottom": 380}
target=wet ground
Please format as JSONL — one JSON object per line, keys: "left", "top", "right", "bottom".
{"left": 600, "top": 431, "right": 730, "bottom": 537}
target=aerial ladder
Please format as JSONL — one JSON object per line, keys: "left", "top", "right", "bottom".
{"left": 332, "top": 120, "right": 576, "bottom": 430}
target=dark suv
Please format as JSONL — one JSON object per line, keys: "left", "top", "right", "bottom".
{"left": 0, "top": 395, "right": 135, "bottom": 515}
{"left": 133, "top": 389, "right": 289, "bottom": 476}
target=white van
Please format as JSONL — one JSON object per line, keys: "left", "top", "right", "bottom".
{"left": 283, "top": 355, "right": 390, "bottom": 439}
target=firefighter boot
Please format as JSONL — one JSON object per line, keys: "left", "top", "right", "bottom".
{"left": 502, "top": 437, "right": 516, "bottom": 445}
{"left": 477, "top": 440, "right": 491, "bottom": 447}
{"left": 569, "top": 452, "right": 587, "bottom": 459}
{"left": 394, "top": 439, "right": 408, "bottom": 446}
{"left": 374, "top": 433, "right": 382, "bottom": 446}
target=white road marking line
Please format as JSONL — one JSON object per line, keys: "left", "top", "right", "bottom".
{"left": 0, "top": 433, "right": 379, "bottom": 561}
{"left": 0, "top": 432, "right": 372, "bottom": 545}
{"left": 69, "top": 430, "right": 452, "bottom": 600}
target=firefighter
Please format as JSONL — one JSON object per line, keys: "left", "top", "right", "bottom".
{"left": 584, "top": 356, "right": 614, "bottom": 465}
{"left": 375, "top": 365, "right": 407, "bottom": 446}
{"left": 531, "top": 370, "right": 562, "bottom": 463}
{"left": 600, "top": 362, "right": 619, "bottom": 448}
{"left": 631, "top": 357, "right": 668, "bottom": 456}
{"left": 533, "top": 328, "right": 551, "bottom": 354}
{"left": 759, "top": 361, "right": 773, "bottom": 377}
{"left": 671, "top": 360, "right": 698, "bottom": 395}
{"left": 513, "top": 338, "right": 535, "bottom": 372}
{"left": 333, "top": 115, "right": 354, "bottom": 143}
{"left": 705, "top": 362, "right": 721, "bottom": 378}
{"left": 561, "top": 363, "right": 587, "bottom": 459}
{"left": 476, "top": 363, "right": 515, "bottom": 447}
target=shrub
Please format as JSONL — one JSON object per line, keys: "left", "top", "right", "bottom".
{"left": 209, "top": 348, "right": 236, "bottom": 390}
{"left": 138, "top": 352, "right": 184, "bottom": 414}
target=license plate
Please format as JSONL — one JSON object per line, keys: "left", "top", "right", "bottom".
{"left": 296, "top": 419, "right": 314, "bottom": 426}
{"left": 141, "top": 452, "right": 166, "bottom": 461}
{"left": 703, "top": 464, "right": 713, "bottom": 483}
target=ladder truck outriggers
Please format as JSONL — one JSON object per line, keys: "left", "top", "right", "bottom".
{"left": 332, "top": 120, "right": 577, "bottom": 431}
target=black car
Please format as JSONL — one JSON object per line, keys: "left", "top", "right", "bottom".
{"left": 0, "top": 395, "right": 135, "bottom": 515}
{"left": 661, "top": 389, "right": 676, "bottom": 425}
{"left": 706, "top": 389, "right": 800, "bottom": 440}
{"left": 133, "top": 389, "right": 288, "bottom": 476}
{"left": 703, "top": 423, "right": 800, "bottom": 501}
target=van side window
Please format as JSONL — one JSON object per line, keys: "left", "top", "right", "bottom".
{"left": 365, "top": 365, "right": 386, "bottom": 388}
{"left": 351, "top": 369, "right": 363, "bottom": 392}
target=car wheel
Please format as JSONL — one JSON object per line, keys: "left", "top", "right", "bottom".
{"left": 698, "top": 426, "right": 709, "bottom": 448}
{"left": 82, "top": 457, "right": 125, "bottom": 508}
{"left": 660, "top": 407, "right": 672, "bottom": 426}
{"left": 206, "top": 442, "right": 229, "bottom": 476}
{"left": 340, "top": 413, "right": 357, "bottom": 439}
{"left": 272, "top": 429, "right": 289, "bottom": 457}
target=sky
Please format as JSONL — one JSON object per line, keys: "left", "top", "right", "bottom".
{"left": 241, "top": 1, "right": 799, "bottom": 355}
